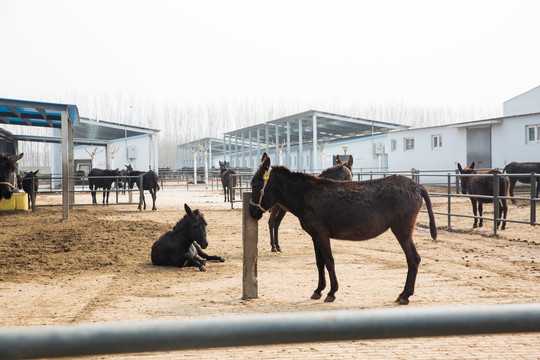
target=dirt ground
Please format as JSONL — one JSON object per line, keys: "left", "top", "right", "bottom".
{"left": 0, "top": 187, "right": 539, "bottom": 359}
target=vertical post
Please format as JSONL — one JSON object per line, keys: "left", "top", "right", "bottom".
{"left": 312, "top": 113, "right": 317, "bottom": 172}
{"left": 139, "top": 174, "right": 144, "bottom": 211}
{"left": 242, "top": 192, "right": 258, "bottom": 300}
{"left": 298, "top": 119, "right": 303, "bottom": 171}
{"left": 61, "top": 110, "right": 70, "bottom": 220}
{"left": 230, "top": 175, "right": 234, "bottom": 209}
{"left": 447, "top": 173, "right": 452, "bottom": 230}
{"left": 493, "top": 172, "right": 499, "bottom": 236}
{"left": 531, "top": 173, "right": 537, "bottom": 225}
{"left": 286, "top": 121, "right": 291, "bottom": 168}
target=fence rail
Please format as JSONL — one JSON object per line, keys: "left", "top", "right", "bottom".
{"left": 1, "top": 302, "right": 539, "bottom": 359}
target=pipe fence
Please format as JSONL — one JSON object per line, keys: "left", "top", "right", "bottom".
{"left": 0, "top": 303, "right": 539, "bottom": 359}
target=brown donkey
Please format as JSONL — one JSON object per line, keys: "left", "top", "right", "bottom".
{"left": 457, "top": 162, "right": 509, "bottom": 230}
{"left": 250, "top": 156, "right": 437, "bottom": 305}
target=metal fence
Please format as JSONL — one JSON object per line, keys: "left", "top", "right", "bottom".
{"left": 0, "top": 302, "right": 539, "bottom": 359}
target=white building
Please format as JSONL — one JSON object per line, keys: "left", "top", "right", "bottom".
{"left": 389, "top": 86, "right": 540, "bottom": 174}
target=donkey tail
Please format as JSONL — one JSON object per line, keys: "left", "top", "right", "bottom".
{"left": 420, "top": 186, "right": 437, "bottom": 241}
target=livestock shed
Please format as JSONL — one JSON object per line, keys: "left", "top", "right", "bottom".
{"left": 0, "top": 127, "right": 17, "bottom": 154}
{"left": 177, "top": 110, "right": 408, "bottom": 173}
{"left": 0, "top": 98, "right": 79, "bottom": 219}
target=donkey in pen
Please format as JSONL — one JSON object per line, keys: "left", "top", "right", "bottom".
{"left": 151, "top": 204, "right": 224, "bottom": 271}
{"left": 457, "top": 162, "right": 509, "bottom": 230}
{"left": 219, "top": 161, "right": 237, "bottom": 202}
{"left": 249, "top": 156, "right": 437, "bottom": 305}
{"left": 127, "top": 168, "right": 160, "bottom": 211}
{"left": 267, "top": 153, "right": 354, "bottom": 252}
{"left": 88, "top": 168, "right": 122, "bottom": 205}
{"left": 21, "top": 170, "right": 39, "bottom": 209}
{"left": 503, "top": 161, "right": 540, "bottom": 203}
{"left": 0, "top": 152, "right": 23, "bottom": 201}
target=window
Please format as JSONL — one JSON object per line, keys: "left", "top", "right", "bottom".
{"left": 432, "top": 134, "right": 442, "bottom": 149}
{"left": 404, "top": 137, "right": 414, "bottom": 151}
{"left": 391, "top": 139, "right": 397, "bottom": 151}
{"left": 526, "top": 124, "right": 540, "bottom": 144}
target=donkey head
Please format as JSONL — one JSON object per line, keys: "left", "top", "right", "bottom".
{"left": 185, "top": 203, "right": 208, "bottom": 249}
{"left": 457, "top": 161, "right": 476, "bottom": 194}
{"left": 249, "top": 156, "right": 274, "bottom": 220}
{"left": 0, "top": 153, "right": 23, "bottom": 200}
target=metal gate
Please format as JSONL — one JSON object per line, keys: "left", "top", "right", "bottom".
{"left": 466, "top": 126, "right": 491, "bottom": 168}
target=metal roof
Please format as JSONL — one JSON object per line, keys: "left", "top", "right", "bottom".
{"left": 224, "top": 110, "right": 408, "bottom": 145}
{"left": 1, "top": 97, "right": 159, "bottom": 146}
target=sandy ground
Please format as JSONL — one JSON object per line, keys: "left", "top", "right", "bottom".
{"left": 0, "top": 186, "right": 539, "bottom": 359}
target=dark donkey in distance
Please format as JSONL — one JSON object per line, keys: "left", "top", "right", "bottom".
{"left": 457, "top": 162, "right": 509, "bottom": 230}
{"left": 127, "top": 165, "right": 160, "bottom": 211}
{"left": 0, "top": 152, "right": 23, "bottom": 201}
{"left": 151, "top": 204, "right": 224, "bottom": 271}
{"left": 503, "top": 161, "right": 540, "bottom": 203}
{"left": 88, "top": 168, "right": 122, "bottom": 205}
{"left": 267, "top": 153, "right": 354, "bottom": 252}
{"left": 21, "top": 170, "right": 39, "bottom": 209}
{"left": 249, "top": 156, "right": 437, "bottom": 305}
{"left": 219, "top": 161, "right": 237, "bottom": 202}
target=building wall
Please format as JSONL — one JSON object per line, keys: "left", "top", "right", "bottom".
{"left": 503, "top": 85, "right": 540, "bottom": 116}
{"left": 388, "top": 126, "right": 467, "bottom": 172}
{"left": 493, "top": 113, "right": 540, "bottom": 166}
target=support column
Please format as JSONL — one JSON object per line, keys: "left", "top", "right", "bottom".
{"left": 298, "top": 119, "right": 303, "bottom": 171}
{"left": 61, "top": 110, "right": 74, "bottom": 220}
{"left": 256, "top": 128, "right": 261, "bottom": 164}
{"left": 286, "top": 121, "right": 291, "bottom": 168}
{"left": 312, "top": 113, "right": 318, "bottom": 172}
{"left": 275, "top": 124, "right": 280, "bottom": 165}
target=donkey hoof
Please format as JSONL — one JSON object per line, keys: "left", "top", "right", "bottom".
{"left": 271, "top": 248, "right": 277, "bottom": 252}
{"left": 395, "top": 296, "right": 409, "bottom": 305}
{"left": 199, "top": 266, "right": 206, "bottom": 272}
{"left": 311, "top": 292, "right": 322, "bottom": 300}
{"left": 276, "top": 247, "right": 281, "bottom": 252}
{"left": 218, "top": 257, "right": 225, "bottom": 262}
{"left": 324, "top": 295, "right": 336, "bottom": 303}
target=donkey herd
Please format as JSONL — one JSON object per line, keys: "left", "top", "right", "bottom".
{"left": 1, "top": 151, "right": 539, "bottom": 304}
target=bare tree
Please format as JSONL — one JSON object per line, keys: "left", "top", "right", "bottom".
{"left": 197, "top": 140, "right": 211, "bottom": 189}
{"left": 316, "top": 137, "right": 329, "bottom": 169}
{"left": 85, "top": 146, "right": 104, "bottom": 168}
{"left": 187, "top": 143, "right": 198, "bottom": 185}
{"left": 270, "top": 140, "right": 287, "bottom": 165}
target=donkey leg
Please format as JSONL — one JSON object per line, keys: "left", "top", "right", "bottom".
{"left": 310, "top": 244, "right": 326, "bottom": 300}
{"left": 193, "top": 242, "right": 225, "bottom": 262}
{"left": 470, "top": 199, "right": 478, "bottom": 228}
{"left": 151, "top": 189, "right": 157, "bottom": 211}
{"left": 311, "top": 235, "right": 338, "bottom": 302}
{"left": 393, "top": 229, "right": 421, "bottom": 305}
{"left": 268, "top": 209, "right": 277, "bottom": 252}
{"left": 273, "top": 208, "right": 287, "bottom": 252}
{"left": 500, "top": 199, "right": 508, "bottom": 230}
{"left": 509, "top": 179, "right": 517, "bottom": 204}
{"left": 478, "top": 203, "right": 484, "bottom": 227}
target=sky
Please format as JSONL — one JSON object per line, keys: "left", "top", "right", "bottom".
{"left": 1, "top": 0, "right": 540, "bottom": 117}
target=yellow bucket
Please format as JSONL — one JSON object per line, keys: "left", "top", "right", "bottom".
{"left": 0, "top": 193, "right": 28, "bottom": 211}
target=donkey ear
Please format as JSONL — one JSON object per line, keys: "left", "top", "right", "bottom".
{"left": 35, "top": 169, "right": 39, "bottom": 174}
{"left": 457, "top": 163, "right": 463, "bottom": 172}
{"left": 184, "top": 203, "right": 194, "bottom": 219}
{"left": 261, "top": 152, "right": 268, "bottom": 162}
{"left": 347, "top": 155, "right": 354, "bottom": 167}
{"left": 470, "top": 161, "right": 475, "bottom": 169}
{"left": 262, "top": 157, "right": 270, "bottom": 171}
{"left": 10, "top": 153, "right": 24, "bottom": 163}
{"left": 336, "top": 154, "right": 342, "bottom": 164}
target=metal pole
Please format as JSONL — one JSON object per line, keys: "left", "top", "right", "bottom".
{"left": 139, "top": 174, "right": 144, "bottom": 211}
{"left": 531, "top": 173, "right": 537, "bottom": 225}
{"left": 493, "top": 172, "right": 499, "bottom": 236}
{"left": 447, "top": 173, "right": 451, "bottom": 229}
{"left": 1, "top": 303, "right": 539, "bottom": 360}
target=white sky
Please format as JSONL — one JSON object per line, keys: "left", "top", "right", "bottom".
{"left": 1, "top": 0, "right": 540, "bottom": 113}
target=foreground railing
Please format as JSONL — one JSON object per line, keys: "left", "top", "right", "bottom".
{"left": 0, "top": 303, "right": 539, "bottom": 359}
